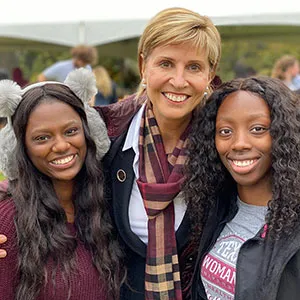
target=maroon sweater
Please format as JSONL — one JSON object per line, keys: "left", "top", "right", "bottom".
{"left": 0, "top": 198, "right": 108, "bottom": 300}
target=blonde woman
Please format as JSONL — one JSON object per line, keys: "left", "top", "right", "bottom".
{"left": 271, "top": 55, "right": 300, "bottom": 90}
{"left": 92, "top": 65, "right": 118, "bottom": 105}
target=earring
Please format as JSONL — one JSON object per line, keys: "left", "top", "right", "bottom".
{"left": 203, "top": 86, "right": 209, "bottom": 99}
{"left": 141, "top": 78, "right": 147, "bottom": 89}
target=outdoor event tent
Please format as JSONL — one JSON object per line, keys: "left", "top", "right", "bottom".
{"left": 1, "top": 13, "right": 300, "bottom": 53}
{"left": 1, "top": 0, "right": 300, "bottom": 52}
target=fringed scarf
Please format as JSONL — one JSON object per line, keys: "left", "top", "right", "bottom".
{"left": 137, "top": 103, "right": 190, "bottom": 300}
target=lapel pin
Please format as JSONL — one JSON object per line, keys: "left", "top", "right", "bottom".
{"left": 117, "top": 169, "right": 126, "bottom": 182}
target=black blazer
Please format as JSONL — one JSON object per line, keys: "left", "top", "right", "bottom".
{"left": 104, "top": 131, "right": 193, "bottom": 300}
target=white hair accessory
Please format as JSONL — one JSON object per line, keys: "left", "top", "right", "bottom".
{"left": 0, "top": 68, "right": 110, "bottom": 180}
{"left": 0, "top": 80, "right": 22, "bottom": 117}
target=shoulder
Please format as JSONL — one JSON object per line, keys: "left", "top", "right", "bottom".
{"left": 94, "top": 93, "right": 145, "bottom": 138}
{"left": 44, "top": 60, "right": 71, "bottom": 72}
{"left": 51, "top": 59, "right": 71, "bottom": 67}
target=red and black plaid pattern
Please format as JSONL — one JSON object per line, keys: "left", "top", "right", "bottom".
{"left": 137, "top": 104, "right": 190, "bottom": 300}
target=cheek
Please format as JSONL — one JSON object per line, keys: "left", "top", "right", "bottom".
{"left": 146, "top": 69, "right": 162, "bottom": 87}
{"left": 215, "top": 138, "right": 226, "bottom": 156}
{"left": 79, "top": 136, "right": 87, "bottom": 157}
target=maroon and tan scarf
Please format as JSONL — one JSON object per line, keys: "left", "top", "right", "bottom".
{"left": 136, "top": 103, "right": 190, "bottom": 300}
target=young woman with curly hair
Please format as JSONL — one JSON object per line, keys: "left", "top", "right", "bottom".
{"left": 185, "top": 77, "right": 300, "bottom": 300}
{"left": 0, "top": 69, "right": 125, "bottom": 299}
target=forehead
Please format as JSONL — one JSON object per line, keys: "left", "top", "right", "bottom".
{"left": 217, "top": 90, "right": 270, "bottom": 120}
{"left": 27, "top": 99, "right": 81, "bottom": 129}
{"left": 147, "top": 42, "right": 209, "bottom": 62}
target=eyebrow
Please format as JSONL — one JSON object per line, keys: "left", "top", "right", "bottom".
{"left": 157, "top": 56, "right": 205, "bottom": 64}
{"left": 30, "top": 120, "right": 81, "bottom": 133}
{"left": 217, "top": 113, "right": 270, "bottom": 122}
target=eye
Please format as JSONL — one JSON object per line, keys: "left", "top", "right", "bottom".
{"left": 159, "top": 60, "right": 172, "bottom": 68}
{"left": 187, "top": 63, "right": 201, "bottom": 72}
{"left": 218, "top": 128, "right": 232, "bottom": 136}
{"left": 65, "top": 127, "right": 79, "bottom": 136}
{"left": 34, "top": 135, "right": 50, "bottom": 142}
{"left": 250, "top": 126, "right": 269, "bottom": 134}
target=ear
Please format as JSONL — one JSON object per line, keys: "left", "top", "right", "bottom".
{"left": 208, "top": 70, "right": 216, "bottom": 85}
{"left": 139, "top": 53, "right": 146, "bottom": 79}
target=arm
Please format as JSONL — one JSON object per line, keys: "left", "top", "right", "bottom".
{"left": 37, "top": 61, "right": 62, "bottom": 82}
{"left": 37, "top": 73, "right": 47, "bottom": 82}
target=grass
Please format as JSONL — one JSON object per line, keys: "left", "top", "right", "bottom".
{"left": 0, "top": 173, "right": 6, "bottom": 181}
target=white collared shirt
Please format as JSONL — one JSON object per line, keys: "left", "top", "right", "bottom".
{"left": 123, "top": 104, "right": 187, "bottom": 244}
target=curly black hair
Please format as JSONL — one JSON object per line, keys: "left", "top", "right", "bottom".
{"left": 5, "top": 84, "right": 124, "bottom": 299}
{"left": 185, "top": 76, "right": 300, "bottom": 241}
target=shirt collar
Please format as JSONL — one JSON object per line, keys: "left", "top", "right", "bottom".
{"left": 122, "top": 103, "right": 146, "bottom": 152}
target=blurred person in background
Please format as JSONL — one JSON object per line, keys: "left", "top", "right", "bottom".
{"left": 91, "top": 65, "right": 118, "bottom": 106}
{"left": 37, "top": 45, "right": 98, "bottom": 82}
{"left": 271, "top": 55, "right": 300, "bottom": 90}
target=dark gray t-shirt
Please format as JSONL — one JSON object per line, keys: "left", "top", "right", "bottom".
{"left": 201, "top": 197, "right": 268, "bottom": 300}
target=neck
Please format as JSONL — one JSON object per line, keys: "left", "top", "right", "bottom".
{"left": 237, "top": 177, "right": 272, "bottom": 206}
{"left": 284, "top": 73, "right": 293, "bottom": 83}
{"left": 156, "top": 115, "right": 191, "bottom": 154}
{"left": 52, "top": 180, "right": 75, "bottom": 223}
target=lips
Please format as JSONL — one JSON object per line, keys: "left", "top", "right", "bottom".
{"left": 228, "top": 158, "right": 259, "bottom": 174}
{"left": 163, "top": 92, "right": 189, "bottom": 103}
{"left": 49, "top": 154, "right": 77, "bottom": 169}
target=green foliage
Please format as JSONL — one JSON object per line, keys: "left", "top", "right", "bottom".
{"left": 17, "top": 49, "right": 70, "bottom": 82}
{"left": 14, "top": 31, "right": 300, "bottom": 90}
{"left": 0, "top": 173, "right": 6, "bottom": 181}
{"left": 218, "top": 39, "right": 300, "bottom": 82}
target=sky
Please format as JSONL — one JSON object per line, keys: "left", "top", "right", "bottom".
{"left": 1, "top": 0, "right": 300, "bottom": 24}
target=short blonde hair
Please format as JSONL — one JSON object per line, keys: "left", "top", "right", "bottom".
{"left": 138, "top": 7, "right": 221, "bottom": 78}
{"left": 271, "top": 55, "right": 298, "bottom": 80}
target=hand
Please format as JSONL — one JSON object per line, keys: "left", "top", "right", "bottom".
{"left": 0, "top": 235, "right": 7, "bottom": 258}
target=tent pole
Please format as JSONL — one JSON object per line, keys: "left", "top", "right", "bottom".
{"left": 78, "top": 21, "right": 86, "bottom": 44}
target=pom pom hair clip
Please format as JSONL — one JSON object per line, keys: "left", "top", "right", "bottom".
{"left": 0, "top": 68, "right": 110, "bottom": 180}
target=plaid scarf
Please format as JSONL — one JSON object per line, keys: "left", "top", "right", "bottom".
{"left": 137, "top": 104, "right": 190, "bottom": 300}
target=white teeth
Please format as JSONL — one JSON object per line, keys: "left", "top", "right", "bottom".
{"left": 164, "top": 93, "right": 188, "bottom": 102}
{"left": 51, "top": 155, "right": 75, "bottom": 165}
{"left": 232, "top": 160, "right": 254, "bottom": 167}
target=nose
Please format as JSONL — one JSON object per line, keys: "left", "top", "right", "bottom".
{"left": 231, "top": 131, "right": 252, "bottom": 152}
{"left": 169, "top": 67, "right": 188, "bottom": 89}
{"left": 52, "top": 136, "right": 71, "bottom": 153}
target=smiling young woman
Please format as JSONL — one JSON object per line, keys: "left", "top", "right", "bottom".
{"left": 0, "top": 69, "right": 124, "bottom": 300}
{"left": 185, "top": 76, "right": 300, "bottom": 300}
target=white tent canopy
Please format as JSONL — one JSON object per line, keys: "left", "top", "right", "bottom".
{"left": 1, "top": 14, "right": 300, "bottom": 48}
{"left": 1, "top": 0, "right": 300, "bottom": 48}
